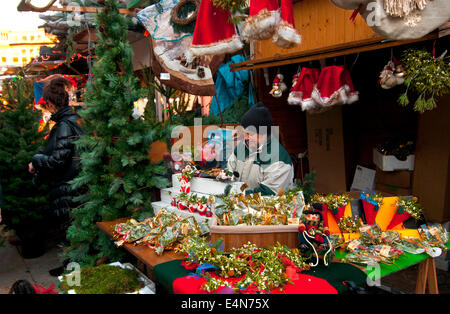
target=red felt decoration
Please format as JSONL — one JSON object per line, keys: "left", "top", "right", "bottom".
{"left": 386, "top": 207, "right": 411, "bottom": 230}
{"left": 361, "top": 200, "right": 379, "bottom": 226}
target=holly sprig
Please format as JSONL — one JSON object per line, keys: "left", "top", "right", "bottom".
{"left": 396, "top": 197, "right": 423, "bottom": 220}
{"left": 338, "top": 216, "right": 363, "bottom": 233}
{"left": 312, "top": 193, "right": 353, "bottom": 209}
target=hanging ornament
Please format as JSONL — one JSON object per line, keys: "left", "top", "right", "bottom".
{"left": 272, "top": 0, "right": 301, "bottom": 49}
{"left": 189, "top": 0, "right": 243, "bottom": 56}
{"left": 269, "top": 73, "right": 287, "bottom": 98}
{"left": 242, "top": 0, "right": 280, "bottom": 41}
{"left": 288, "top": 67, "right": 320, "bottom": 111}
{"left": 311, "top": 65, "right": 359, "bottom": 108}
{"left": 378, "top": 58, "right": 405, "bottom": 89}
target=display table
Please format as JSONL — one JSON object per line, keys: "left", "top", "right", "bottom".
{"left": 97, "top": 219, "right": 447, "bottom": 294}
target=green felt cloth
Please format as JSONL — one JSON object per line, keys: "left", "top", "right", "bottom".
{"left": 152, "top": 260, "right": 367, "bottom": 294}
{"left": 334, "top": 236, "right": 450, "bottom": 280}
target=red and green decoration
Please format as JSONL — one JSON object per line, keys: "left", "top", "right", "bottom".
{"left": 387, "top": 196, "right": 423, "bottom": 230}
{"left": 312, "top": 193, "right": 353, "bottom": 224}
{"left": 360, "top": 192, "right": 384, "bottom": 226}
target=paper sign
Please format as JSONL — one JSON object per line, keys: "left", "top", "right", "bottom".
{"left": 348, "top": 239, "right": 361, "bottom": 251}
{"left": 288, "top": 218, "right": 299, "bottom": 225}
{"left": 359, "top": 225, "right": 371, "bottom": 233}
{"left": 237, "top": 223, "right": 247, "bottom": 227}
{"left": 351, "top": 165, "right": 376, "bottom": 191}
{"left": 380, "top": 245, "right": 391, "bottom": 257}
{"left": 429, "top": 227, "right": 439, "bottom": 236}
{"left": 160, "top": 73, "right": 170, "bottom": 80}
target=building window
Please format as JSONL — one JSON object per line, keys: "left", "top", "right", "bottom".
{"left": 1, "top": 57, "right": 6, "bottom": 63}
{"left": 22, "top": 57, "right": 28, "bottom": 64}
{"left": 22, "top": 36, "right": 27, "bottom": 41}
{"left": 30, "top": 49, "right": 34, "bottom": 55}
{"left": 30, "top": 36, "right": 35, "bottom": 41}
{"left": 13, "top": 57, "right": 19, "bottom": 63}
{"left": 22, "top": 49, "right": 26, "bottom": 55}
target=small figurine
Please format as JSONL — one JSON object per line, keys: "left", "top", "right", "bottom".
{"left": 269, "top": 74, "right": 287, "bottom": 98}
{"left": 298, "top": 203, "right": 333, "bottom": 266}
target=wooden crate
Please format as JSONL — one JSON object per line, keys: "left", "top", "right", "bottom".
{"left": 210, "top": 217, "right": 299, "bottom": 251}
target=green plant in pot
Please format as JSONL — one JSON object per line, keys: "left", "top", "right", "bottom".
{"left": 0, "top": 73, "right": 50, "bottom": 258}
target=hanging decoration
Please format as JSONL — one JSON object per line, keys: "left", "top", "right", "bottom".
{"left": 360, "top": 192, "right": 384, "bottom": 226}
{"left": 398, "top": 48, "right": 450, "bottom": 113}
{"left": 378, "top": 58, "right": 405, "bottom": 89}
{"left": 189, "top": 0, "right": 243, "bottom": 56}
{"left": 387, "top": 196, "right": 424, "bottom": 230}
{"left": 311, "top": 65, "right": 359, "bottom": 108}
{"left": 272, "top": 0, "right": 301, "bottom": 49}
{"left": 137, "top": 0, "right": 225, "bottom": 96}
{"left": 269, "top": 73, "right": 287, "bottom": 98}
{"left": 242, "top": 0, "right": 280, "bottom": 41}
{"left": 288, "top": 67, "right": 320, "bottom": 111}
{"left": 331, "top": 0, "right": 450, "bottom": 40}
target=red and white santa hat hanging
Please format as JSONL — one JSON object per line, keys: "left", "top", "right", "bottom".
{"left": 272, "top": 0, "right": 301, "bottom": 49}
{"left": 288, "top": 67, "right": 320, "bottom": 111}
{"left": 243, "top": 0, "right": 301, "bottom": 49}
{"left": 311, "top": 65, "right": 359, "bottom": 108}
{"left": 189, "top": 0, "right": 243, "bottom": 57}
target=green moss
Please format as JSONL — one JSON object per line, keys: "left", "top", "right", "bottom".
{"left": 60, "top": 265, "right": 144, "bottom": 294}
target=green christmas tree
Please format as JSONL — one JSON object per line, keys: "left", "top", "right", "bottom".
{"left": 65, "top": 0, "right": 170, "bottom": 266}
{"left": 0, "top": 74, "right": 49, "bottom": 232}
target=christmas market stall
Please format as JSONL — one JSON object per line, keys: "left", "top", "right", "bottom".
{"left": 11, "top": 0, "right": 449, "bottom": 295}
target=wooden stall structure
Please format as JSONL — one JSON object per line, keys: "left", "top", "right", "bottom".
{"left": 230, "top": 0, "right": 449, "bottom": 222}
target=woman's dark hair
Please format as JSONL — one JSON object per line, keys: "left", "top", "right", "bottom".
{"left": 8, "top": 280, "right": 36, "bottom": 294}
{"left": 43, "top": 77, "right": 71, "bottom": 110}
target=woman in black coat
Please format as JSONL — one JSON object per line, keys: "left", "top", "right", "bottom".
{"left": 28, "top": 77, "right": 83, "bottom": 225}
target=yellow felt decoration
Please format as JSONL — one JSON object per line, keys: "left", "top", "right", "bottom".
{"left": 398, "top": 228, "right": 421, "bottom": 239}
{"left": 327, "top": 210, "right": 341, "bottom": 234}
{"left": 375, "top": 196, "right": 399, "bottom": 231}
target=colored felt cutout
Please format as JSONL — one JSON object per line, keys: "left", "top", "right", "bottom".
{"left": 375, "top": 196, "right": 399, "bottom": 231}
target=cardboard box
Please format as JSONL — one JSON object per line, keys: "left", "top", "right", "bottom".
{"left": 306, "top": 107, "right": 348, "bottom": 193}
{"left": 375, "top": 167, "right": 413, "bottom": 188}
{"left": 376, "top": 183, "right": 412, "bottom": 196}
{"left": 373, "top": 148, "right": 414, "bottom": 171}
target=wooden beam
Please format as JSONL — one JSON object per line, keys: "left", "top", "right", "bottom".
{"left": 230, "top": 33, "right": 439, "bottom": 72}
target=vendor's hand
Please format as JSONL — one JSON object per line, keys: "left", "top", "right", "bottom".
{"left": 28, "top": 162, "right": 36, "bottom": 174}
{"left": 211, "top": 168, "right": 222, "bottom": 177}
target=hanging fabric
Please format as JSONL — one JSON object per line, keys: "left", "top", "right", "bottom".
{"left": 272, "top": 0, "right": 301, "bottom": 49}
{"left": 311, "top": 65, "right": 359, "bottom": 108}
{"left": 288, "top": 67, "right": 320, "bottom": 111}
{"left": 242, "top": 0, "right": 280, "bottom": 41}
{"left": 189, "top": 0, "right": 243, "bottom": 56}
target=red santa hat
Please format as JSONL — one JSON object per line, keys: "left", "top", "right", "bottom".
{"left": 288, "top": 67, "right": 320, "bottom": 111}
{"left": 311, "top": 65, "right": 359, "bottom": 107}
{"left": 189, "top": 0, "right": 243, "bottom": 57}
{"left": 272, "top": 0, "right": 301, "bottom": 49}
{"left": 242, "top": 0, "right": 280, "bottom": 41}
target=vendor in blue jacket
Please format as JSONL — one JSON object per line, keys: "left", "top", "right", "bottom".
{"left": 227, "top": 102, "right": 295, "bottom": 196}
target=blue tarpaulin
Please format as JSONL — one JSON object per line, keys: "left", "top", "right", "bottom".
{"left": 209, "top": 54, "right": 255, "bottom": 116}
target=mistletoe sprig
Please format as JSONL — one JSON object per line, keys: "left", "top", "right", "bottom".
{"left": 177, "top": 237, "right": 309, "bottom": 293}
{"left": 338, "top": 216, "right": 363, "bottom": 233}
{"left": 312, "top": 193, "right": 353, "bottom": 209}
{"left": 396, "top": 197, "right": 423, "bottom": 221}
{"left": 398, "top": 48, "right": 450, "bottom": 113}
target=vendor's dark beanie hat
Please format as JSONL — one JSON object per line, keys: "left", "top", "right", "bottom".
{"left": 241, "top": 102, "right": 273, "bottom": 134}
